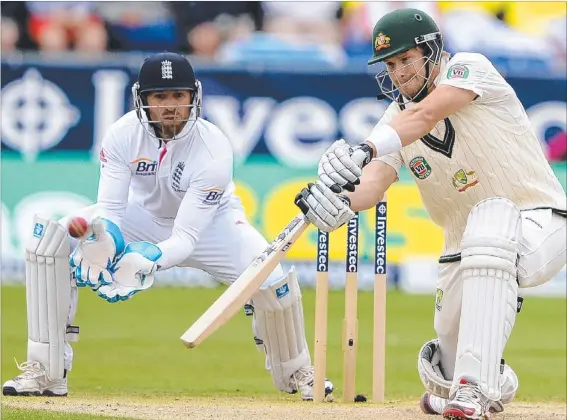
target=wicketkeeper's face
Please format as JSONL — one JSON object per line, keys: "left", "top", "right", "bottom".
{"left": 384, "top": 47, "right": 428, "bottom": 99}
{"left": 145, "top": 90, "right": 193, "bottom": 137}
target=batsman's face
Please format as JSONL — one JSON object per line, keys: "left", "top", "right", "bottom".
{"left": 146, "top": 90, "right": 192, "bottom": 138}
{"left": 384, "top": 48, "right": 428, "bottom": 99}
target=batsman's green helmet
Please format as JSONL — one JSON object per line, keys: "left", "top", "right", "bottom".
{"left": 368, "top": 8, "right": 442, "bottom": 65}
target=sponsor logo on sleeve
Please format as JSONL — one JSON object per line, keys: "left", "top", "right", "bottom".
{"left": 447, "top": 64, "right": 470, "bottom": 79}
{"left": 202, "top": 188, "right": 224, "bottom": 205}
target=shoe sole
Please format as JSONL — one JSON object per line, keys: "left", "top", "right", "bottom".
{"left": 443, "top": 407, "right": 488, "bottom": 420}
{"left": 43, "top": 390, "right": 68, "bottom": 397}
{"left": 3, "top": 387, "right": 41, "bottom": 397}
{"left": 3, "top": 386, "right": 67, "bottom": 397}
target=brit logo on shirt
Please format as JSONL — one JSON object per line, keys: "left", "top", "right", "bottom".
{"left": 131, "top": 158, "right": 157, "bottom": 176}
{"left": 172, "top": 161, "right": 185, "bottom": 192}
{"left": 203, "top": 188, "right": 224, "bottom": 206}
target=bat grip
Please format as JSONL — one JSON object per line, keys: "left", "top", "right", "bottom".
{"left": 351, "top": 143, "right": 374, "bottom": 169}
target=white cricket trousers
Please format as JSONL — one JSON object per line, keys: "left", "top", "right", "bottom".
{"left": 434, "top": 208, "right": 566, "bottom": 379}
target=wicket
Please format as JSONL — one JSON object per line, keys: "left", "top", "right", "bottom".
{"left": 313, "top": 200, "right": 388, "bottom": 403}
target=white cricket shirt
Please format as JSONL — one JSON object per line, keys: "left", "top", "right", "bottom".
{"left": 96, "top": 110, "right": 235, "bottom": 270}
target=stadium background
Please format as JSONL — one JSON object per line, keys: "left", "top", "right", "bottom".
{"left": 2, "top": 1, "right": 566, "bottom": 297}
{"left": 1, "top": 4, "right": 566, "bottom": 417}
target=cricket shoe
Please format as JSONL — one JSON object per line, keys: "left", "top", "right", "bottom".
{"left": 2, "top": 360, "right": 68, "bottom": 397}
{"left": 422, "top": 392, "right": 504, "bottom": 416}
{"left": 290, "top": 366, "right": 334, "bottom": 401}
{"left": 443, "top": 377, "right": 490, "bottom": 420}
{"left": 420, "top": 392, "right": 447, "bottom": 415}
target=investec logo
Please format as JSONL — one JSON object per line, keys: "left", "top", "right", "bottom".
{"left": 346, "top": 214, "right": 359, "bottom": 273}
{"left": 375, "top": 203, "right": 387, "bottom": 274}
{"left": 131, "top": 158, "right": 157, "bottom": 176}
{"left": 317, "top": 231, "right": 328, "bottom": 272}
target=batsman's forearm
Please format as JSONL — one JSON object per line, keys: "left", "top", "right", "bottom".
{"left": 344, "top": 185, "right": 383, "bottom": 213}
{"left": 344, "top": 172, "right": 385, "bottom": 213}
{"left": 366, "top": 106, "right": 435, "bottom": 158}
{"left": 390, "top": 106, "right": 436, "bottom": 145}
{"left": 344, "top": 160, "right": 397, "bottom": 212}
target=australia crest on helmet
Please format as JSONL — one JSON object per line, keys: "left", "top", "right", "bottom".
{"left": 374, "top": 33, "right": 391, "bottom": 52}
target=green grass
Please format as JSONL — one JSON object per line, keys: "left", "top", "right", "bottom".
{"left": 1, "top": 406, "right": 137, "bottom": 420}
{"left": 1, "top": 285, "right": 565, "bottom": 402}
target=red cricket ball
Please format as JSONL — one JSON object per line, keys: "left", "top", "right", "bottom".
{"left": 68, "top": 217, "right": 89, "bottom": 239}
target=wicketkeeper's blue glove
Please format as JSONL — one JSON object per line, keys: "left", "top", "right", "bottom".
{"left": 70, "top": 217, "right": 124, "bottom": 289}
{"left": 97, "top": 241, "right": 162, "bottom": 303}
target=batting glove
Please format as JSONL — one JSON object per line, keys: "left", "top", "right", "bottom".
{"left": 294, "top": 180, "right": 355, "bottom": 232}
{"left": 318, "top": 140, "right": 373, "bottom": 192}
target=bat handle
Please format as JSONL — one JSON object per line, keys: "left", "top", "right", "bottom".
{"left": 351, "top": 143, "right": 374, "bottom": 169}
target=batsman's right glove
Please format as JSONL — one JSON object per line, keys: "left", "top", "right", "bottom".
{"left": 294, "top": 180, "right": 355, "bottom": 232}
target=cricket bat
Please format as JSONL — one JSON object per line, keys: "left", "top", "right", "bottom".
{"left": 181, "top": 213, "right": 309, "bottom": 348}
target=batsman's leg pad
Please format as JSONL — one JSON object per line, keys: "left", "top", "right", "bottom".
{"left": 418, "top": 339, "right": 452, "bottom": 398}
{"left": 500, "top": 363, "right": 519, "bottom": 404}
{"left": 26, "top": 215, "right": 77, "bottom": 381}
{"left": 418, "top": 338, "right": 519, "bottom": 404}
{"left": 251, "top": 267, "right": 311, "bottom": 393}
{"left": 454, "top": 198, "right": 521, "bottom": 401}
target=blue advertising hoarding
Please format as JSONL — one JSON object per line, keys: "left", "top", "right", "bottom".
{"left": 2, "top": 56, "right": 566, "bottom": 166}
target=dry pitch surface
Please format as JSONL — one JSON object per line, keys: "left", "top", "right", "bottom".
{"left": 3, "top": 397, "right": 566, "bottom": 420}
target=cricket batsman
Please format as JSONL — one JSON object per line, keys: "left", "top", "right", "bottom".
{"left": 3, "top": 52, "right": 333, "bottom": 401}
{"left": 294, "top": 8, "right": 566, "bottom": 419}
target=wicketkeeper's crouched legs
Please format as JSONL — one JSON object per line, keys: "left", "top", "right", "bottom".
{"left": 248, "top": 266, "right": 333, "bottom": 400}
{"left": 251, "top": 266, "right": 310, "bottom": 392}
{"left": 3, "top": 215, "right": 79, "bottom": 396}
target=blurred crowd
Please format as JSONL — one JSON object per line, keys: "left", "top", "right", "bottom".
{"left": 2, "top": 1, "right": 566, "bottom": 73}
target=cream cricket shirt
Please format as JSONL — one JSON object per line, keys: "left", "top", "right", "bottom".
{"left": 377, "top": 52, "right": 566, "bottom": 256}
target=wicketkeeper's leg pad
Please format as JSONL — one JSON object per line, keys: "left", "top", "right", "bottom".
{"left": 250, "top": 267, "right": 311, "bottom": 393}
{"left": 453, "top": 197, "right": 521, "bottom": 401}
{"left": 26, "top": 215, "right": 78, "bottom": 381}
